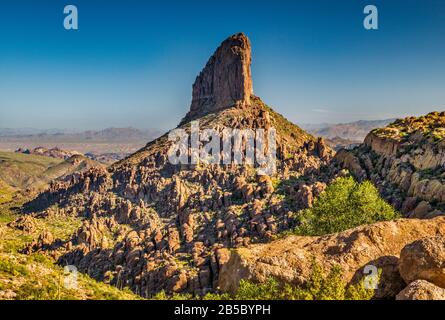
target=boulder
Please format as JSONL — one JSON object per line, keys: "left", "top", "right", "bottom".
{"left": 411, "top": 201, "right": 432, "bottom": 219}
{"left": 8, "top": 216, "right": 36, "bottom": 233}
{"left": 399, "top": 236, "right": 445, "bottom": 288}
{"left": 396, "top": 280, "right": 445, "bottom": 300}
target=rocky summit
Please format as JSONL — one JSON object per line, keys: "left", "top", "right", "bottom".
{"left": 21, "top": 33, "right": 335, "bottom": 297}
{"left": 182, "top": 33, "right": 253, "bottom": 124}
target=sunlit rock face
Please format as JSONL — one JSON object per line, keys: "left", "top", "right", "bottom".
{"left": 182, "top": 33, "right": 253, "bottom": 124}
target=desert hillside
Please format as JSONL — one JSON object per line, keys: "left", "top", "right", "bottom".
{"left": 1, "top": 33, "right": 444, "bottom": 301}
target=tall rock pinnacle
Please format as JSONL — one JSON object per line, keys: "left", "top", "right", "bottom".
{"left": 181, "top": 33, "right": 253, "bottom": 123}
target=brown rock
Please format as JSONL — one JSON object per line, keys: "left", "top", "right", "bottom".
{"left": 215, "top": 248, "right": 231, "bottom": 268}
{"left": 401, "top": 197, "right": 418, "bottom": 215}
{"left": 38, "top": 231, "right": 54, "bottom": 246}
{"left": 364, "top": 132, "right": 400, "bottom": 157}
{"left": 334, "top": 150, "right": 367, "bottom": 181}
{"left": 0, "top": 290, "right": 17, "bottom": 300}
{"left": 170, "top": 271, "right": 188, "bottom": 293}
{"left": 425, "top": 209, "right": 444, "bottom": 219}
{"left": 8, "top": 216, "right": 36, "bottom": 233}
{"left": 396, "top": 280, "right": 445, "bottom": 300}
{"left": 411, "top": 201, "right": 432, "bottom": 219}
{"left": 167, "top": 227, "right": 181, "bottom": 253}
{"left": 257, "top": 175, "right": 274, "bottom": 194}
{"left": 296, "top": 184, "right": 313, "bottom": 208}
{"left": 183, "top": 33, "right": 253, "bottom": 123}
{"left": 399, "top": 236, "right": 445, "bottom": 288}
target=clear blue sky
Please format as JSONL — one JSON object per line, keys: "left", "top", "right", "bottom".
{"left": 0, "top": 0, "right": 444, "bottom": 130}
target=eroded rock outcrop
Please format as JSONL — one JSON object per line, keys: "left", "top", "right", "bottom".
{"left": 182, "top": 33, "right": 253, "bottom": 124}
{"left": 8, "top": 216, "right": 36, "bottom": 233}
{"left": 218, "top": 217, "right": 445, "bottom": 299}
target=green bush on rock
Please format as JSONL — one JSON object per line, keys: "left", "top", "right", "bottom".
{"left": 233, "top": 261, "right": 375, "bottom": 300}
{"left": 294, "top": 176, "right": 399, "bottom": 236}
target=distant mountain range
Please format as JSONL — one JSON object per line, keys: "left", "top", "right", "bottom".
{"left": 0, "top": 127, "right": 162, "bottom": 142}
{"left": 1, "top": 121, "right": 396, "bottom": 154}
{"left": 1, "top": 120, "right": 394, "bottom": 145}
{"left": 0, "top": 127, "right": 163, "bottom": 160}
{"left": 0, "top": 128, "right": 77, "bottom": 137}
{"left": 301, "top": 119, "right": 396, "bottom": 142}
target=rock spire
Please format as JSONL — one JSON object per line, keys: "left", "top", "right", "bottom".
{"left": 182, "top": 33, "right": 253, "bottom": 123}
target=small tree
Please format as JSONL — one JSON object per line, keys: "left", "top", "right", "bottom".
{"left": 295, "top": 176, "right": 399, "bottom": 236}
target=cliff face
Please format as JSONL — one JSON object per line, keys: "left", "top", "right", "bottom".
{"left": 336, "top": 112, "right": 445, "bottom": 218}
{"left": 182, "top": 33, "right": 253, "bottom": 124}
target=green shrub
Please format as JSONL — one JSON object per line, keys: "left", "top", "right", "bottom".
{"left": 202, "top": 292, "right": 231, "bottom": 300}
{"left": 16, "top": 278, "right": 61, "bottom": 300}
{"left": 235, "top": 278, "right": 282, "bottom": 300}
{"left": 294, "top": 176, "right": 399, "bottom": 236}
{"left": 0, "top": 258, "right": 29, "bottom": 277}
{"left": 232, "top": 261, "right": 375, "bottom": 300}
{"left": 146, "top": 261, "right": 376, "bottom": 301}
{"left": 152, "top": 290, "right": 193, "bottom": 300}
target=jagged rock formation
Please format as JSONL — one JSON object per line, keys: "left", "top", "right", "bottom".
{"left": 7, "top": 216, "right": 36, "bottom": 233}
{"left": 218, "top": 217, "right": 445, "bottom": 299}
{"left": 23, "top": 33, "right": 335, "bottom": 297}
{"left": 335, "top": 112, "right": 445, "bottom": 218}
{"left": 181, "top": 33, "right": 253, "bottom": 124}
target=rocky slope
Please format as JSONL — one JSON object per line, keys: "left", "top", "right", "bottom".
{"left": 335, "top": 112, "right": 445, "bottom": 218}
{"left": 21, "top": 33, "right": 337, "bottom": 297}
{"left": 0, "top": 191, "right": 142, "bottom": 300}
{"left": 0, "top": 151, "right": 103, "bottom": 192}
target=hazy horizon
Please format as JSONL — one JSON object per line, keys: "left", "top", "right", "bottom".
{"left": 0, "top": 115, "right": 407, "bottom": 132}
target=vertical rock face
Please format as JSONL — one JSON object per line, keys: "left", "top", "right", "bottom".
{"left": 182, "top": 33, "right": 253, "bottom": 123}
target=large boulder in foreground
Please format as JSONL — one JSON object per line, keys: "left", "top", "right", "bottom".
{"left": 218, "top": 217, "right": 445, "bottom": 298}
{"left": 399, "top": 236, "right": 445, "bottom": 288}
{"left": 396, "top": 280, "right": 445, "bottom": 300}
